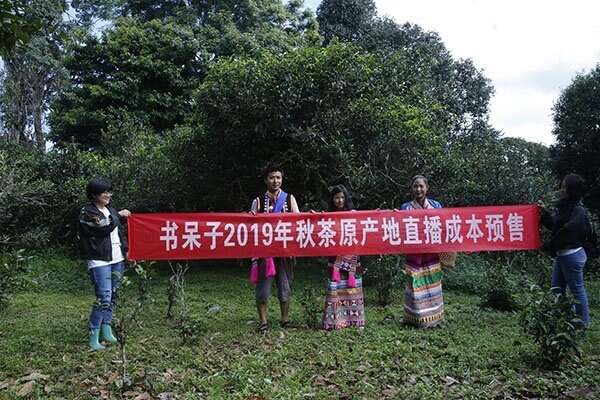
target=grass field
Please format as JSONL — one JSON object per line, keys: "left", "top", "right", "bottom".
{"left": 1, "top": 253, "right": 599, "bottom": 399}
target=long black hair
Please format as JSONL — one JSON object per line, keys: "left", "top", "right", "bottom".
{"left": 562, "top": 173, "right": 585, "bottom": 201}
{"left": 328, "top": 185, "right": 354, "bottom": 211}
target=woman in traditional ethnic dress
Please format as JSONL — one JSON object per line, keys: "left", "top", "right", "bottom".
{"left": 321, "top": 185, "right": 366, "bottom": 330}
{"left": 400, "top": 175, "right": 444, "bottom": 328}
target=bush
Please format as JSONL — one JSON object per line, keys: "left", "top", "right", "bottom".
{"left": 0, "top": 144, "right": 55, "bottom": 248}
{"left": 479, "top": 262, "right": 521, "bottom": 311}
{"left": 0, "top": 249, "right": 30, "bottom": 310}
{"left": 519, "top": 285, "right": 584, "bottom": 369}
{"left": 23, "top": 249, "right": 88, "bottom": 293}
{"left": 362, "top": 255, "right": 404, "bottom": 306}
{"left": 176, "top": 314, "right": 205, "bottom": 345}
{"left": 298, "top": 286, "right": 323, "bottom": 329}
{"left": 444, "top": 252, "right": 548, "bottom": 311}
{"left": 443, "top": 253, "right": 487, "bottom": 294}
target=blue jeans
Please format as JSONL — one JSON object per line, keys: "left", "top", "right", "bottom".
{"left": 551, "top": 249, "right": 590, "bottom": 327}
{"left": 88, "top": 262, "right": 125, "bottom": 330}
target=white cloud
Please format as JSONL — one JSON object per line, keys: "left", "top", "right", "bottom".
{"left": 375, "top": 0, "right": 600, "bottom": 145}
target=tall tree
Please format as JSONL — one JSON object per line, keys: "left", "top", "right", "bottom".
{"left": 551, "top": 64, "right": 600, "bottom": 212}
{"left": 196, "top": 44, "right": 448, "bottom": 210}
{"left": 51, "top": 0, "right": 319, "bottom": 148}
{"left": 316, "top": 2, "right": 492, "bottom": 140}
{"left": 317, "top": 0, "right": 376, "bottom": 45}
{"left": 50, "top": 18, "right": 204, "bottom": 148}
{"left": 0, "top": 0, "right": 69, "bottom": 150}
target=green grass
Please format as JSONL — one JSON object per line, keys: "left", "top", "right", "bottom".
{"left": 1, "top": 253, "right": 599, "bottom": 399}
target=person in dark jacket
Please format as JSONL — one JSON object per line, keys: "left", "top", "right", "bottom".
{"left": 78, "top": 177, "right": 131, "bottom": 350}
{"left": 540, "top": 173, "right": 597, "bottom": 328}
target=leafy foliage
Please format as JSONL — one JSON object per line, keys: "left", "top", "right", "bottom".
{"left": 112, "top": 262, "right": 152, "bottom": 391}
{"left": 317, "top": 0, "right": 376, "bottom": 45}
{"left": 0, "top": 143, "right": 55, "bottom": 247}
{"left": 0, "top": 0, "right": 70, "bottom": 149}
{"left": 362, "top": 255, "right": 404, "bottom": 306}
{"left": 297, "top": 286, "right": 323, "bottom": 329}
{"left": 479, "top": 259, "right": 521, "bottom": 311}
{"left": 165, "top": 261, "right": 205, "bottom": 344}
{"left": 520, "top": 285, "right": 584, "bottom": 369}
{"left": 0, "top": 249, "right": 29, "bottom": 310}
{"left": 0, "top": 0, "right": 41, "bottom": 54}
{"left": 51, "top": 18, "right": 203, "bottom": 148}
{"left": 197, "top": 44, "right": 447, "bottom": 210}
{"left": 551, "top": 64, "right": 600, "bottom": 213}
{"left": 317, "top": 0, "right": 494, "bottom": 139}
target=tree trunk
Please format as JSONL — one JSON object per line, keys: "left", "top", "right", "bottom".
{"left": 32, "top": 79, "right": 45, "bottom": 151}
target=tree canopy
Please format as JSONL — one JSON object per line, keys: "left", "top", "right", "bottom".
{"left": 551, "top": 64, "right": 600, "bottom": 211}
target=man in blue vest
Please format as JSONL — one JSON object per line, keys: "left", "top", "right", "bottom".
{"left": 249, "top": 164, "right": 299, "bottom": 332}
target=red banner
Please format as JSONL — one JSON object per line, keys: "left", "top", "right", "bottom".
{"left": 127, "top": 205, "right": 541, "bottom": 260}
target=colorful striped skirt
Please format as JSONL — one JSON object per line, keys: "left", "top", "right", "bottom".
{"left": 403, "top": 254, "right": 444, "bottom": 328}
{"left": 322, "top": 278, "right": 365, "bottom": 330}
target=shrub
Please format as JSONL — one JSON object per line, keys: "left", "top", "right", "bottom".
{"left": 480, "top": 258, "right": 521, "bottom": 311}
{"left": 443, "top": 253, "right": 487, "bottom": 294}
{"left": 362, "top": 255, "right": 404, "bottom": 306}
{"left": 519, "top": 285, "right": 584, "bottom": 369}
{"left": 176, "top": 314, "right": 205, "bottom": 345}
{"left": 298, "top": 287, "right": 323, "bottom": 330}
{"left": 0, "top": 249, "right": 30, "bottom": 310}
{"left": 0, "top": 144, "right": 55, "bottom": 248}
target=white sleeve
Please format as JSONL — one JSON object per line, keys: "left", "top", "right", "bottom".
{"left": 289, "top": 195, "right": 300, "bottom": 213}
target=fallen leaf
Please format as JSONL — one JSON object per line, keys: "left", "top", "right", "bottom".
{"left": 96, "top": 377, "right": 108, "bottom": 386}
{"left": 16, "top": 381, "right": 34, "bottom": 397}
{"left": 44, "top": 385, "right": 52, "bottom": 394}
{"left": 565, "top": 386, "right": 596, "bottom": 399}
{"left": 80, "top": 378, "right": 93, "bottom": 387}
{"left": 312, "top": 376, "right": 331, "bottom": 387}
{"left": 108, "top": 372, "right": 119, "bottom": 383}
{"left": 0, "top": 378, "right": 16, "bottom": 390}
{"left": 134, "top": 392, "right": 152, "bottom": 400}
{"left": 157, "top": 392, "right": 176, "bottom": 400}
{"left": 442, "top": 376, "right": 459, "bottom": 386}
{"left": 355, "top": 365, "right": 368, "bottom": 372}
{"left": 382, "top": 387, "right": 399, "bottom": 397}
{"left": 18, "top": 372, "right": 49, "bottom": 383}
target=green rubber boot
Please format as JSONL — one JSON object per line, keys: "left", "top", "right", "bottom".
{"left": 100, "top": 324, "right": 118, "bottom": 344}
{"left": 88, "top": 328, "right": 106, "bottom": 351}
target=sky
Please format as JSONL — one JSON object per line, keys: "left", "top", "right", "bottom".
{"left": 303, "top": 0, "right": 600, "bottom": 145}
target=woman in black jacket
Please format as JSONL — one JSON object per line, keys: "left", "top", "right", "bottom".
{"left": 78, "top": 177, "right": 131, "bottom": 350}
{"left": 541, "top": 174, "right": 596, "bottom": 328}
